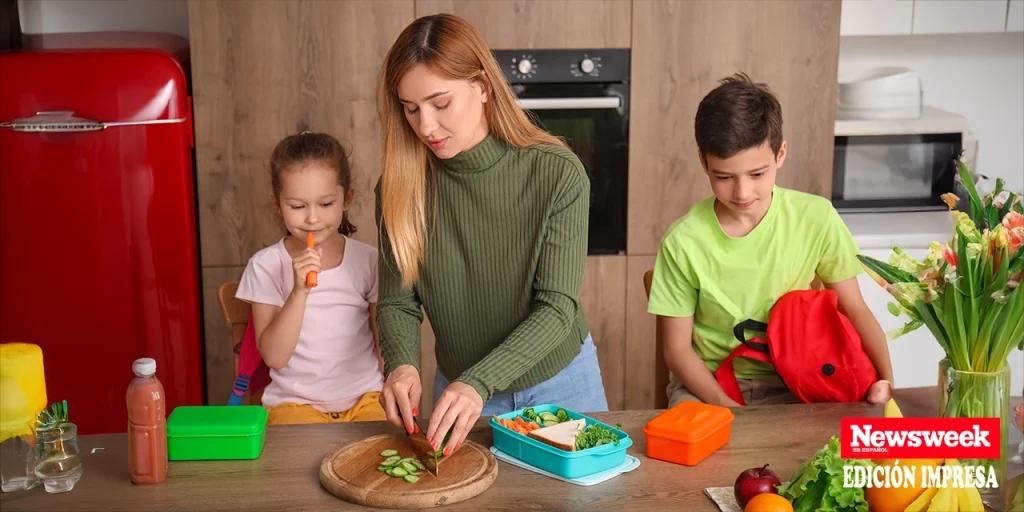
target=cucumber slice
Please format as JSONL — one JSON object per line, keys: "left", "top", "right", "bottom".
{"left": 390, "top": 467, "right": 408, "bottom": 477}
{"left": 379, "top": 449, "right": 398, "bottom": 457}
{"left": 539, "top": 412, "right": 558, "bottom": 421}
{"left": 404, "top": 475, "right": 420, "bottom": 483}
{"left": 542, "top": 420, "right": 559, "bottom": 427}
{"left": 401, "top": 461, "right": 418, "bottom": 473}
{"left": 381, "top": 455, "right": 402, "bottom": 466}
{"left": 410, "top": 459, "right": 426, "bottom": 470}
{"left": 377, "top": 465, "right": 388, "bottom": 472}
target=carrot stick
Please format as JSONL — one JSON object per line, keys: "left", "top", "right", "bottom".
{"left": 305, "top": 232, "right": 318, "bottom": 288}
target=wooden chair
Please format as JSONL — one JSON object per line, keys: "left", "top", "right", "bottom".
{"left": 216, "top": 282, "right": 262, "bottom": 404}
{"left": 642, "top": 270, "right": 670, "bottom": 409}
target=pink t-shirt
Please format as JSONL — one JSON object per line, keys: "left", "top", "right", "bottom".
{"left": 236, "top": 236, "right": 383, "bottom": 412}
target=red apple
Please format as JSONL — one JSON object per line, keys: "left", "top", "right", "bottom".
{"left": 734, "top": 464, "right": 782, "bottom": 507}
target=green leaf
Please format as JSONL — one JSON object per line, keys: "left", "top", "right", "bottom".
{"left": 857, "top": 254, "right": 917, "bottom": 284}
{"left": 957, "top": 159, "right": 985, "bottom": 228}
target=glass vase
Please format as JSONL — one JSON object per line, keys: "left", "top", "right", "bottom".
{"left": 938, "top": 359, "right": 1010, "bottom": 505}
{"left": 33, "top": 422, "right": 82, "bottom": 493}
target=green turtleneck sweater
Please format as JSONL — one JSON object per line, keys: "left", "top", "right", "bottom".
{"left": 376, "top": 135, "right": 590, "bottom": 402}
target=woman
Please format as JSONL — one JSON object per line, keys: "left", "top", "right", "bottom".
{"left": 376, "top": 13, "right": 607, "bottom": 455}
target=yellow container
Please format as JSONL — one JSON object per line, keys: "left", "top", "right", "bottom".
{"left": 0, "top": 343, "right": 48, "bottom": 443}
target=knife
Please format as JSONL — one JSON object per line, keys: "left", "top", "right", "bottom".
{"left": 404, "top": 413, "right": 442, "bottom": 476}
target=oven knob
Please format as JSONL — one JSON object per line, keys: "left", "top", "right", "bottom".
{"left": 580, "top": 58, "right": 595, "bottom": 74}
{"left": 517, "top": 59, "right": 533, "bottom": 75}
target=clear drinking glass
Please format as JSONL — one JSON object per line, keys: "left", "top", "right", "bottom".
{"left": 0, "top": 433, "right": 38, "bottom": 492}
{"left": 33, "top": 422, "right": 82, "bottom": 493}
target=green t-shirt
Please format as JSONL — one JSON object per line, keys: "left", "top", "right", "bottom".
{"left": 647, "top": 186, "right": 862, "bottom": 380}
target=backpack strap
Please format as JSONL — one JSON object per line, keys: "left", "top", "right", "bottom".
{"left": 715, "top": 319, "right": 772, "bottom": 405}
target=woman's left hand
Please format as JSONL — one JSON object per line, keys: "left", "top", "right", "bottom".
{"left": 865, "top": 379, "right": 893, "bottom": 405}
{"left": 427, "top": 382, "right": 483, "bottom": 456}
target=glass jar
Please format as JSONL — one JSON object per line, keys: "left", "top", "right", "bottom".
{"left": 33, "top": 422, "right": 82, "bottom": 493}
{"left": 0, "top": 433, "right": 38, "bottom": 492}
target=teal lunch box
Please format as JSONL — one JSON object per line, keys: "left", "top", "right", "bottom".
{"left": 166, "top": 405, "right": 268, "bottom": 461}
{"left": 489, "top": 404, "right": 633, "bottom": 479}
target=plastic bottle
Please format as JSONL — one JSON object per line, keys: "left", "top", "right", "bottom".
{"left": 126, "top": 358, "right": 167, "bottom": 484}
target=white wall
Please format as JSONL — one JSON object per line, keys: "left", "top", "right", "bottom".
{"left": 17, "top": 0, "right": 189, "bottom": 39}
{"left": 839, "top": 33, "right": 1024, "bottom": 193}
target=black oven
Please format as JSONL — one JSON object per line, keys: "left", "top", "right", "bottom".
{"left": 493, "top": 48, "right": 629, "bottom": 255}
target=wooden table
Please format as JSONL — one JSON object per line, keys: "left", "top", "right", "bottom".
{"left": 3, "top": 388, "right": 1021, "bottom": 511}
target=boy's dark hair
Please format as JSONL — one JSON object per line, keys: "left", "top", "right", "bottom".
{"left": 270, "top": 131, "right": 356, "bottom": 236}
{"left": 694, "top": 72, "right": 783, "bottom": 159}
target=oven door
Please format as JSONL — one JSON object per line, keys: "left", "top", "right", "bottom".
{"left": 514, "top": 83, "right": 628, "bottom": 255}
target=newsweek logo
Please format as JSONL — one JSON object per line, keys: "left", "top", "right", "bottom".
{"left": 840, "top": 417, "right": 1000, "bottom": 459}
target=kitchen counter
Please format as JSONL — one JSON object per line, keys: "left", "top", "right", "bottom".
{"left": 2, "top": 388, "right": 1020, "bottom": 511}
{"left": 840, "top": 210, "right": 953, "bottom": 250}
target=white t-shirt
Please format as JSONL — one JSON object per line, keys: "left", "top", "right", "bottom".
{"left": 236, "top": 236, "right": 383, "bottom": 412}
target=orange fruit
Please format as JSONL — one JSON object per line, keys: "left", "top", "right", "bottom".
{"left": 864, "top": 458, "right": 943, "bottom": 512}
{"left": 743, "top": 493, "right": 793, "bottom": 512}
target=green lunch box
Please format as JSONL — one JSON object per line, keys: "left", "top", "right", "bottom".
{"left": 167, "top": 405, "right": 268, "bottom": 461}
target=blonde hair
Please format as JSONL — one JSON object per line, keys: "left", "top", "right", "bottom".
{"left": 377, "top": 14, "right": 564, "bottom": 288}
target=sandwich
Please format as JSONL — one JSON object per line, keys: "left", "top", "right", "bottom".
{"left": 527, "top": 418, "right": 586, "bottom": 451}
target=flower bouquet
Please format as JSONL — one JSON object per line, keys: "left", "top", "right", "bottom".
{"left": 858, "top": 159, "right": 1023, "bottom": 493}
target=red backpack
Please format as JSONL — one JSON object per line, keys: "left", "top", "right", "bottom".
{"left": 714, "top": 289, "right": 878, "bottom": 405}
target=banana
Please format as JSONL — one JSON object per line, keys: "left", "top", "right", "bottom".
{"left": 884, "top": 398, "right": 904, "bottom": 418}
{"left": 926, "top": 486, "right": 958, "bottom": 512}
{"left": 905, "top": 486, "right": 939, "bottom": 512}
{"left": 955, "top": 486, "right": 984, "bottom": 512}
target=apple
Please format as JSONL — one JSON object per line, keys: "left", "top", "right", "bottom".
{"left": 734, "top": 464, "right": 782, "bottom": 507}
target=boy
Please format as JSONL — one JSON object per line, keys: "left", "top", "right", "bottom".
{"left": 647, "top": 73, "right": 893, "bottom": 407}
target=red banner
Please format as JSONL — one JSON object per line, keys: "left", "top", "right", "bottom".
{"left": 839, "top": 417, "right": 1001, "bottom": 459}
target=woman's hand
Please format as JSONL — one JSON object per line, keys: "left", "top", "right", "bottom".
{"left": 291, "top": 246, "right": 321, "bottom": 294}
{"left": 380, "top": 365, "right": 422, "bottom": 433}
{"left": 427, "top": 382, "right": 483, "bottom": 456}
{"left": 865, "top": 379, "right": 893, "bottom": 404}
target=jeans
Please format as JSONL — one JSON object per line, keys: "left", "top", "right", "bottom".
{"left": 434, "top": 334, "right": 609, "bottom": 416}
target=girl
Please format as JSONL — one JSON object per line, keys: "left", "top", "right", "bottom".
{"left": 236, "top": 132, "right": 384, "bottom": 425}
{"left": 376, "top": 14, "right": 608, "bottom": 456}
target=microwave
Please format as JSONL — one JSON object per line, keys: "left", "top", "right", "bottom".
{"left": 832, "top": 106, "right": 976, "bottom": 212}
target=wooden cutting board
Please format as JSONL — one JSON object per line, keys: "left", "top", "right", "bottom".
{"left": 319, "top": 434, "right": 498, "bottom": 509}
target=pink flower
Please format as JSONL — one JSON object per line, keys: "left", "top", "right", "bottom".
{"left": 1004, "top": 211, "right": 1024, "bottom": 253}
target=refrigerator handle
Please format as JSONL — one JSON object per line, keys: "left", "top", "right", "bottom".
{"left": 0, "top": 111, "right": 186, "bottom": 133}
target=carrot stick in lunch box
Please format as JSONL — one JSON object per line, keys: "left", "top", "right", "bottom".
{"left": 305, "top": 232, "right": 318, "bottom": 288}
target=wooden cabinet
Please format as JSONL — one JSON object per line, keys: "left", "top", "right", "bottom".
{"left": 629, "top": 0, "right": 841, "bottom": 255}
{"left": 580, "top": 256, "right": 627, "bottom": 410}
{"left": 189, "top": 0, "right": 414, "bottom": 268}
{"left": 415, "top": 0, "right": 631, "bottom": 48}
{"left": 841, "top": 0, "right": 914, "bottom": 36}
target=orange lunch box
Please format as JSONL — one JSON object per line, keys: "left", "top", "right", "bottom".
{"left": 643, "top": 401, "right": 734, "bottom": 466}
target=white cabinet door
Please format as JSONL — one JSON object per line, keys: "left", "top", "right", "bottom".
{"left": 1009, "top": 0, "right": 1024, "bottom": 31}
{"left": 912, "top": 0, "right": 1009, "bottom": 34}
{"left": 841, "top": 0, "right": 914, "bottom": 35}
{"left": 857, "top": 248, "right": 1024, "bottom": 393}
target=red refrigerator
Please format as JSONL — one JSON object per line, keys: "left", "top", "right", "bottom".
{"left": 0, "top": 38, "right": 205, "bottom": 434}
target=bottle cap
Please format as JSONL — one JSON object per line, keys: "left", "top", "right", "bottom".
{"left": 132, "top": 358, "right": 156, "bottom": 377}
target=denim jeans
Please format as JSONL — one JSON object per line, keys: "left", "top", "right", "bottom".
{"left": 434, "top": 334, "right": 609, "bottom": 416}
